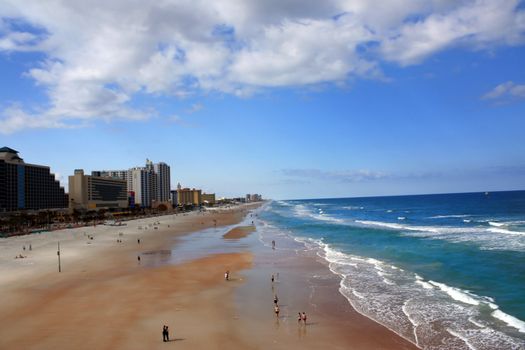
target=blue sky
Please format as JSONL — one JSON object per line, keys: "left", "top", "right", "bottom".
{"left": 1, "top": 1, "right": 524, "bottom": 199}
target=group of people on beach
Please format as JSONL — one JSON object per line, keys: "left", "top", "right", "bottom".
{"left": 15, "top": 244, "right": 32, "bottom": 259}
{"left": 270, "top": 242, "right": 308, "bottom": 325}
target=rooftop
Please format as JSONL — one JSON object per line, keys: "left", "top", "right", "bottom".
{"left": 0, "top": 146, "right": 19, "bottom": 153}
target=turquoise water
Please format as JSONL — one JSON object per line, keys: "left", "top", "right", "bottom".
{"left": 260, "top": 191, "right": 525, "bottom": 350}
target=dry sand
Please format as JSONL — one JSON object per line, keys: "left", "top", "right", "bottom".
{"left": 0, "top": 203, "right": 418, "bottom": 349}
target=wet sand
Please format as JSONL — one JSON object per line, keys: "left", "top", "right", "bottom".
{"left": 222, "top": 225, "right": 256, "bottom": 239}
{"left": 0, "top": 203, "right": 419, "bottom": 349}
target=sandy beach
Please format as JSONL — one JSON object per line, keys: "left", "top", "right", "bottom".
{"left": 0, "top": 203, "right": 418, "bottom": 349}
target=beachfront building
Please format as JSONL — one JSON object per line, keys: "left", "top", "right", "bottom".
{"left": 92, "top": 159, "right": 171, "bottom": 208}
{"left": 246, "top": 193, "right": 262, "bottom": 202}
{"left": 91, "top": 170, "right": 129, "bottom": 182}
{"left": 68, "top": 169, "right": 128, "bottom": 211}
{"left": 170, "top": 190, "right": 177, "bottom": 205}
{"left": 202, "top": 193, "right": 216, "bottom": 206}
{"left": 0, "top": 147, "right": 68, "bottom": 212}
{"left": 128, "top": 167, "right": 154, "bottom": 208}
{"left": 153, "top": 162, "right": 171, "bottom": 203}
{"left": 174, "top": 183, "right": 202, "bottom": 206}
{"left": 246, "top": 194, "right": 262, "bottom": 202}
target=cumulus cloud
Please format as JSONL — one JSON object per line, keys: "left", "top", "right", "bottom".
{"left": 482, "top": 81, "right": 525, "bottom": 101}
{"left": 380, "top": 0, "right": 525, "bottom": 65}
{"left": 0, "top": 0, "right": 524, "bottom": 133}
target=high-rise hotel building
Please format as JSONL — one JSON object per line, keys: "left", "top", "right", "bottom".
{"left": 91, "top": 170, "right": 129, "bottom": 182}
{"left": 128, "top": 167, "right": 154, "bottom": 208}
{"left": 153, "top": 162, "right": 171, "bottom": 203}
{"left": 0, "top": 147, "right": 68, "bottom": 212}
{"left": 92, "top": 159, "right": 170, "bottom": 208}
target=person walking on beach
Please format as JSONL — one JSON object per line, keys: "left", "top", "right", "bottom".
{"left": 301, "top": 312, "right": 307, "bottom": 325}
{"left": 162, "top": 325, "right": 169, "bottom": 342}
{"left": 137, "top": 238, "right": 140, "bottom": 244}
{"left": 272, "top": 240, "right": 275, "bottom": 249}
{"left": 271, "top": 274, "right": 274, "bottom": 283}
{"left": 225, "top": 270, "right": 230, "bottom": 281}
{"left": 274, "top": 295, "right": 279, "bottom": 305}
{"left": 298, "top": 312, "right": 302, "bottom": 323}
{"left": 274, "top": 305, "right": 280, "bottom": 317}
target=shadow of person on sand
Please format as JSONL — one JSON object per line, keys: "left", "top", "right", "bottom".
{"left": 167, "top": 338, "right": 185, "bottom": 342}
{"left": 227, "top": 278, "right": 243, "bottom": 282}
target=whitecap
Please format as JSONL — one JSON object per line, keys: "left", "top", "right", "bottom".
{"left": 492, "top": 309, "right": 525, "bottom": 333}
{"left": 488, "top": 221, "right": 506, "bottom": 227}
{"left": 293, "top": 204, "right": 345, "bottom": 224}
{"left": 487, "top": 227, "right": 525, "bottom": 236}
{"left": 342, "top": 206, "right": 364, "bottom": 210}
{"left": 428, "top": 281, "right": 480, "bottom": 306}
{"left": 355, "top": 220, "right": 439, "bottom": 233}
{"left": 416, "top": 280, "right": 434, "bottom": 289}
{"left": 430, "top": 214, "right": 471, "bottom": 219}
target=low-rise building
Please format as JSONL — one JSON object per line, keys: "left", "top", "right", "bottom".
{"left": 202, "top": 193, "right": 216, "bottom": 206}
{"left": 174, "top": 183, "right": 202, "bottom": 206}
{"left": 69, "top": 169, "right": 128, "bottom": 211}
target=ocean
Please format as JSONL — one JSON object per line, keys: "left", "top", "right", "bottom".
{"left": 258, "top": 191, "right": 525, "bottom": 350}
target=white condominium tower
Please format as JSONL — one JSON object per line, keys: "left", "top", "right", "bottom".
{"left": 128, "top": 167, "right": 154, "bottom": 208}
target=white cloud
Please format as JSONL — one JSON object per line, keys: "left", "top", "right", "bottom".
{"left": 228, "top": 17, "right": 378, "bottom": 87}
{"left": 282, "top": 168, "right": 390, "bottom": 182}
{"left": 0, "top": 31, "right": 38, "bottom": 50}
{"left": 380, "top": 0, "right": 525, "bottom": 65}
{"left": 0, "top": 104, "right": 73, "bottom": 134}
{"left": 0, "top": 0, "right": 524, "bottom": 133}
{"left": 482, "top": 81, "right": 525, "bottom": 100}
{"left": 186, "top": 103, "right": 204, "bottom": 114}
{"left": 167, "top": 114, "right": 182, "bottom": 123}
{"left": 282, "top": 168, "right": 440, "bottom": 183}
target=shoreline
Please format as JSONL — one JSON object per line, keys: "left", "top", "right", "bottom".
{"left": 232, "top": 208, "right": 419, "bottom": 350}
{"left": 0, "top": 202, "right": 420, "bottom": 349}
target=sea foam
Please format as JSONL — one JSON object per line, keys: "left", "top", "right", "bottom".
{"left": 292, "top": 204, "right": 345, "bottom": 224}
{"left": 428, "top": 281, "right": 480, "bottom": 306}
{"left": 288, "top": 236, "right": 525, "bottom": 349}
{"left": 492, "top": 309, "right": 525, "bottom": 333}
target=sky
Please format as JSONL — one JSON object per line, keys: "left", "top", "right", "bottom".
{"left": 0, "top": 0, "right": 524, "bottom": 200}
